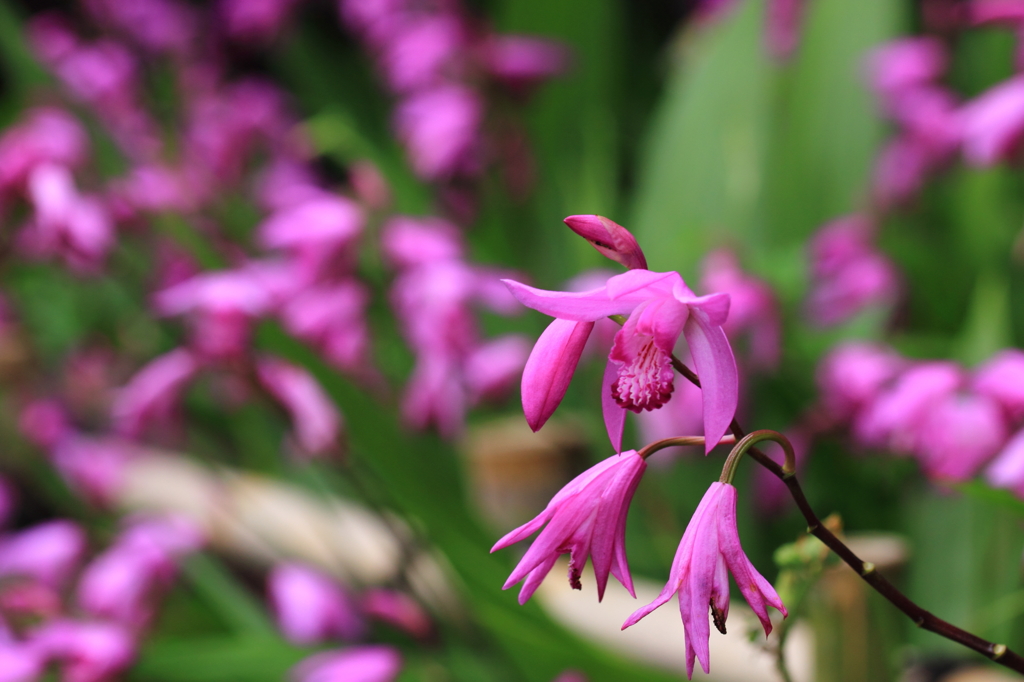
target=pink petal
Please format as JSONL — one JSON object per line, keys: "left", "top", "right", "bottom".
{"left": 683, "top": 311, "right": 739, "bottom": 453}
{"left": 601, "top": 359, "right": 626, "bottom": 452}
{"left": 521, "top": 319, "right": 594, "bottom": 431}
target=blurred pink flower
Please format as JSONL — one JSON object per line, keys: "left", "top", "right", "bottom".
{"left": 623, "top": 482, "right": 786, "bottom": 679}
{"left": 816, "top": 342, "right": 906, "bottom": 423}
{"left": 50, "top": 436, "right": 137, "bottom": 506}
{"left": 268, "top": 563, "right": 365, "bottom": 645}
{"left": 482, "top": 35, "right": 569, "bottom": 90}
{"left": 278, "top": 282, "right": 375, "bottom": 376}
{"left": 972, "top": 349, "right": 1024, "bottom": 421}
{"left": 806, "top": 216, "right": 899, "bottom": 326}
{"left": 986, "top": 427, "right": 1024, "bottom": 496}
{"left": 959, "top": 75, "right": 1024, "bottom": 166}
{"left": 394, "top": 85, "right": 482, "bottom": 180}
{"left": 155, "top": 269, "right": 273, "bottom": 361}
{"left": 380, "top": 16, "right": 464, "bottom": 93}
{"left": 491, "top": 450, "right": 647, "bottom": 604}
{"left": 256, "top": 356, "right": 343, "bottom": 457}
{"left": 19, "top": 163, "right": 114, "bottom": 272}
{"left": 381, "top": 216, "right": 463, "bottom": 268}
{"left": 700, "top": 250, "right": 780, "bottom": 370}
{"left": 257, "top": 195, "right": 365, "bottom": 280}
{"left": 765, "top": 0, "right": 806, "bottom": 58}
{"left": 291, "top": 646, "right": 402, "bottom": 682}
{"left": 0, "top": 108, "right": 88, "bottom": 195}
{"left": 220, "top": 0, "right": 302, "bottom": 45}
{"left": 464, "top": 336, "right": 532, "bottom": 403}
{"left": 854, "top": 361, "right": 963, "bottom": 453}
{"left": 112, "top": 348, "right": 200, "bottom": 438}
{"left": 19, "top": 399, "right": 72, "bottom": 450}
{"left": 0, "top": 642, "right": 44, "bottom": 682}
{"left": 360, "top": 589, "right": 432, "bottom": 639}
{"left": 33, "top": 620, "right": 134, "bottom": 682}
{"left": 916, "top": 393, "right": 1008, "bottom": 482}
{"left": 866, "top": 38, "right": 947, "bottom": 104}
{"left": 0, "top": 521, "right": 86, "bottom": 588}
{"left": 82, "top": 0, "right": 197, "bottom": 54}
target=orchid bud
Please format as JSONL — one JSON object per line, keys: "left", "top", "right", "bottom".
{"left": 563, "top": 215, "right": 647, "bottom": 270}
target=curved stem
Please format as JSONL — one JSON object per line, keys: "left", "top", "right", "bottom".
{"left": 719, "top": 430, "right": 796, "bottom": 485}
{"left": 637, "top": 434, "right": 736, "bottom": 460}
{"left": 670, "top": 353, "right": 1024, "bottom": 675}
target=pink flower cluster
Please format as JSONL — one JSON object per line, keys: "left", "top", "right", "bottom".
{"left": 868, "top": 27, "right": 1024, "bottom": 207}
{"left": 818, "top": 343, "right": 1024, "bottom": 488}
{"left": 0, "top": 108, "right": 114, "bottom": 273}
{"left": 0, "top": 499, "right": 201, "bottom": 682}
{"left": 338, "top": 0, "right": 568, "bottom": 184}
{"left": 383, "top": 216, "right": 529, "bottom": 437}
{"left": 805, "top": 215, "right": 900, "bottom": 327}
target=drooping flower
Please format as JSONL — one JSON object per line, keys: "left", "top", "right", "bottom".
{"left": 622, "top": 482, "right": 786, "bottom": 679}
{"left": 504, "top": 268, "right": 737, "bottom": 452}
{"left": 33, "top": 619, "right": 135, "bottom": 682}
{"left": 491, "top": 450, "right": 647, "bottom": 604}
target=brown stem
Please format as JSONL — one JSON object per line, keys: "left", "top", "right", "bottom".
{"left": 671, "top": 354, "right": 1024, "bottom": 674}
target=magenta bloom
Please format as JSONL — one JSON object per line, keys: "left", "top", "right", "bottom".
{"left": 291, "top": 646, "right": 402, "bottom": 682}
{"left": 986, "top": 427, "right": 1024, "bottom": 497}
{"left": 959, "top": 75, "right": 1024, "bottom": 166}
{"left": 491, "top": 450, "right": 646, "bottom": 604}
{"left": 915, "top": 393, "right": 1008, "bottom": 482}
{"left": 700, "top": 250, "right": 780, "bottom": 370}
{"left": 505, "top": 269, "right": 737, "bottom": 452}
{"left": 816, "top": 342, "right": 906, "bottom": 423}
{"left": 393, "top": 85, "right": 482, "bottom": 180}
{"left": 806, "top": 215, "right": 899, "bottom": 327}
{"left": 112, "top": 348, "right": 199, "bottom": 438}
{"left": 622, "top": 482, "right": 786, "bottom": 679}
{"left": 256, "top": 356, "right": 343, "bottom": 457}
{"left": 0, "top": 521, "right": 86, "bottom": 588}
{"left": 33, "top": 619, "right": 135, "bottom": 682}
{"left": 972, "top": 349, "right": 1024, "bottom": 421}
{"left": 268, "top": 563, "right": 365, "bottom": 645}
{"left": 360, "top": 589, "right": 433, "bottom": 639}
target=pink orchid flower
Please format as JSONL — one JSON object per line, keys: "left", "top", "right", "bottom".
{"left": 504, "top": 269, "right": 737, "bottom": 453}
{"left": 256, "top": 356, "right": 343, "bottom": 457}
{"left": 491, "top": 450, "right": 646, "bottom": 604}
{"left": 622, "top": 482, "right": 786, "bottom": 679}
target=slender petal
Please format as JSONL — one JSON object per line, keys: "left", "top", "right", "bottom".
{"left": 601, "top": 360, "right": 626, "bottom": 452}
{"left": 683, "top": 310, "right": 739, "bottom": 453}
